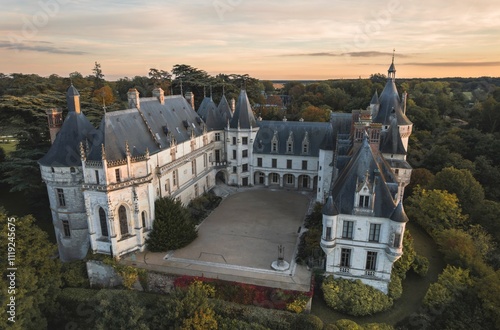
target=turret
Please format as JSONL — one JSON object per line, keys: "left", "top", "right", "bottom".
{"left": 46, "top": 108, "right": 63, "bottom": 144}
{"left": 320, "top": 195, "right": 338, "bottom": 255}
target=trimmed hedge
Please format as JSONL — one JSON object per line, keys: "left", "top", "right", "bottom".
{"left": 321, "top": 277, "right": 393, "bottom": 316}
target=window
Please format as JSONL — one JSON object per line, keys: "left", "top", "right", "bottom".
{"left": 118, "top": 205, "right": 128, "bottom": 236}
{"left": 359, "top": 195, "right": 370, "bottom": 208}
{"left": 51, "top": 167, "right": 55, "bottom": 173}
{"left": 257, "top": 157, "right": 262, "bottom": 167}
{"left": 366, "top": 251, "right": 377, "bottom": 273}
{"left": 302, "top": 143, "right": 309, "bottom": 154}
{"left": 95, "top": 170, "right": 100, "bottom": 185}
{"left": 369, "top": 224, "right": 381, "bottom": 242}
{"left": 115, "top": 169, "right": 121, "bottom": 182}
{"left": 203, "top": 154, "right": 207, "bottom": 167}
{"left": 325, "top": 227, "right": 332, "bottom": 240}
{"left": 393, "top": 233, "right": 401, "bottom": 248}
{"left": 142, "top": 211, "right": 147, "bottom": 228}
{"left": 165, "top": 179, "right": 170, "bottom": 194}
{"left": 99, "top": 208, "right": 108, "bottom": 237}
{"left": 287, "top": 159, "right": 292, "bottom": 169}
{"left": 70, "top": 167, "right": 75, "bottom": 173}
{"left": 192, "top": 159, "right": 197, "bottom": 175}
{"left": 242, "top": 150, "right": 248, "bottom": 158}
{"left": 215, "top": 150, "right": 221, "bottom": 163}
{"left": 232, "top": 137, "right": 236, "bottom": 145}
{"left": 242, "top": 164, "right": 248, "bottom": 172}
{"left": 232, "top": 150, "right": 237, "bottom": 159}
{"left": 172, "top": 170, "right": 177, "bottom": 186}
{"left": 194, "top": 183, "right": 199, "bottom": 197}
{"left": 215, "top": 132, "right": 221, "bottom": 141}
{"left": 272, "top": 142, "right": 278, "bottom": 152}
{"left": 340, "top": 248, "right": 351, "bottom": 268}
{"left": 342, "top": 221, "right": 354, "bottom": 239}
{"left": 233, "top": 166, "right": 237, "bottom": 173}
{"left": 57, "top": 188, "right": 66, "bottom": 207}
{"left": 62, "top": 220, "right": 70, "bottom": 237}
{"left": 271, "top": 173, "right": 279, "bottom": 183}
{"left": 272, "top": 159, "right": 277, "bottom": 168}
{"left": 302, "top": 160, "right": 307, "bottom": 170}
{"left": 286, "top": 174, "right": 293, "bottom": 184}
{"left": 242, "top": 137, "right": 248, "bottom": 145}
{"left": 287, "top": 143, "right": 293, "bottom": 153}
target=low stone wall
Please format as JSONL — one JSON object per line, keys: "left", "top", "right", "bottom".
{"left": 86, "top": 260, "right": 122, "bottom": 288}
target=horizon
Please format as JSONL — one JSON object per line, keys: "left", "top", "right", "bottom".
{"left": 2, "top": 1, "right": 499, "bottom": 80}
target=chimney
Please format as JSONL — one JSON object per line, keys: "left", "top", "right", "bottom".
{"left": 230, "top": 98, "right": 236, "bottom": 114}
{"left": 127, "top": 88, "right": 140, "bottom": 109}
{"left": 185, "top": 91, "right": 195, "bottom": 110}
{"left": 46, "top": 108, "right": 63, "bottom": 144}
{"left": 153, "top": 87, "right": 165, "bottom": 105}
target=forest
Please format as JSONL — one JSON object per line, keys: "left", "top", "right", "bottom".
{"left": 0, "top": 63, "right": 499, "bottom": 329}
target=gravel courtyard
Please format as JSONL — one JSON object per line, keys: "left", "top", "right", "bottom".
{"left": 170, "top": 189, "right": 311, "bottom": 270}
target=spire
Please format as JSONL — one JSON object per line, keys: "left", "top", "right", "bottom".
{"left": 322, "top": 194, "right": 339, "bottom": 216}
{"left": 66, "top": 84, "right": 81, "bottom": 113}
{"left": 370, "top": 90, "right": 379, "bottom": 105}
{"left": 229, "top": 89, "right": 257, "bottom": 129}
{"left": 388, "top": 49, "right": 396, "bottom": 80}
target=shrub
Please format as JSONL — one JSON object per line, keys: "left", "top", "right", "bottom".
{"left": 61, "top": 260, "right": 89, "bottom": 288}
{"left": 286, "top": 295, "right": 309, "bottom": 313}
{"left": 412, "top": 255, "right": 429, "bottom": 277}
{"left": 294, "top": 313, "right": 323, "bottom": 330}
{"left": 334, "top": 319, "right": 363, "bottom": 330}
{"left": 146, "top": 197, "right": 197, "bottom": 251}
{"left": 321, "top": 277, "right": 393, "bottom": 316}
{"left": 388, "top": 273, "right": 402, "bottom": 300}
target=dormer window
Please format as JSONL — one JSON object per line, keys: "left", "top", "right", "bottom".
{"left": 359, "top": 195, "right": 370, "bottom": 208}
{"left": 286, "top": 131, "right": 294, "bottom": 154}
{"left": 271, "top": 130, "right": 279, "bottom": 153}
{"left": 301, "top": 131, "right": 310, "bottom": 155}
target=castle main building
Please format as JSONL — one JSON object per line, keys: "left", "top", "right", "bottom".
{"left": 39, "top": 60, "right": 412, "bottom": 293}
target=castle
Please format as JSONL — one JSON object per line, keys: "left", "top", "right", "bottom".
{"left": 39, "top": 59, "right": 412, "bottom": 293}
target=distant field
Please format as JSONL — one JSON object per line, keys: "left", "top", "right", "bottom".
{"left": 0, "top": 141, "right": 17, "bottom": 155}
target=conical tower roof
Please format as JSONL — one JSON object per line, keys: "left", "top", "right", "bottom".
{"left": 230, "top": 90, "right": 257, "bottom": 129}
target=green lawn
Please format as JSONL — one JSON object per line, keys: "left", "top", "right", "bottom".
{"left": 0, "top": 141, "right": 17, "bottom": 155}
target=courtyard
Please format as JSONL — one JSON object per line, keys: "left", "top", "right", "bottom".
{"left": 123, "top": 188, "right": 314, "bottom": 292}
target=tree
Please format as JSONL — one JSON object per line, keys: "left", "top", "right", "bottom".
{"left": 300, "top": 105, "right": 330, "bottom": 122}
{"left": 0, "top": 211, "right": 62, "bottom": 330}
{"left": 92, "top": 61, "right": 105, "bottom": 90}
{"left": 94, "top": 290, "right": 148, "bottom": 330}
{"left": 431, "top": 167, "right": 485, "bottom": 216}
{"left": 146, "top": 197, "right": 198, "bottom": 251}
{"left": 405, "top": 187, "right": 468, "bottom": 234}
{"left": 174, "top": 280, "right": 217, "bottom": 330}
{"left": 148, "top": 68, "right": 172, "bottom": 92}
{"left": 92, "top": 85, "right": 115, "bottom": 108}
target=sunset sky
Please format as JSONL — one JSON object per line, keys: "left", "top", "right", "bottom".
{"left": 1, "top": 0, "right": 499, "bottom": 80}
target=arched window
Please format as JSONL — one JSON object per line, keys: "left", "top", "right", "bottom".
{"left": 118, "top": 206, "right": 128, "bottom": 236}
{"left": 99, "top": 207, "right": 108, "bottom": 237}
{"left": 141, "top": 211, "right": 147, "bottom": 229}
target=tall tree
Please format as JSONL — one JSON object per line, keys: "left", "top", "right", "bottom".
{"left": 0, "top": 211, "right": 62, "bottom": 330}
{"left": 92, "top": 61, "right": 105, "bottom": 91}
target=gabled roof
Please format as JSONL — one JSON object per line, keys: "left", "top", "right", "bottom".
{"left": 39, "top": 86, "right": 96, "bottom": 167}
{"left": 330, "top": 138, "right": 398, "bottom": 218}
{"left": 230, "top": 90, "right": 257, "bottom": 129}
{"left": 217, "top": 94, "right": 232, "bottom": 123}
{"left": 87, "top": 96, "right": 204, "bottom": 161}
{"left": 197, "top": 97, "right": 217, "bottom": 122}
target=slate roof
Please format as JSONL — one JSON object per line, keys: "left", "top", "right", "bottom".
{"left": 370, "top": 90, "right": 379, "bottom": 105}
{"left": 39, "top": 86, "right": 96, "bottom": 167}
{"left": 390, "top": 200, "right": 409, "bottom": 223}
{"left": 205, "top": 101, "right": 226, "bottom": 131}
{"left": 253, "top": 121, "right": 332, "bottom": 157}
{"left": 373, "top": 71, "right": 412, "bottom": 127}
{"left": 380, "top": 117, "right": 407, "bottom": 155}
{"left": 217, "top": 94, "right": 233, "bottom": 123}
{"left": 87, "top": 95, "right": 204, "bottom": 161}
{"left": 197, "top": 97, "right": 217, "bottom": 122}
{"left": 322, "top": 195, "right": 339, "bottom": 216}
{"left": 330, "top": 137, "right": 399, "bottom": 218}
{"left": 230, "top": 90, "right": 257, "bottom": 129}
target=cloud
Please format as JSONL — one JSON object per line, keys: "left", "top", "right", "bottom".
{"left": 280, "top": 51, "right": 411, "bottom": 58}
{"left": 406, "top": 61, "right": 500, "bottom": 67}
{"left": 0, "top": 40, "right": 87, "bottom": 55}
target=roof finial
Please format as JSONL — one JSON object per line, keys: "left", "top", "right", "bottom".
{"left": 203, "top": 85, "right": 206, "bottom": 97}
{"left": 210, "top": 85, "right": 213, "bottom": 99}
{"left": 180, "top": 78, "right": 183, "bottom": 96}
{"left": 222, "top": 84, "right": 225, "bottom": 95}
{"left": 392, "top": 48, "right": 395, "bottom": 64}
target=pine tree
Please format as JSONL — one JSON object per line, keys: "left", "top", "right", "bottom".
{"left": 146, "top": 197, "right": 197, "bottom": 252}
